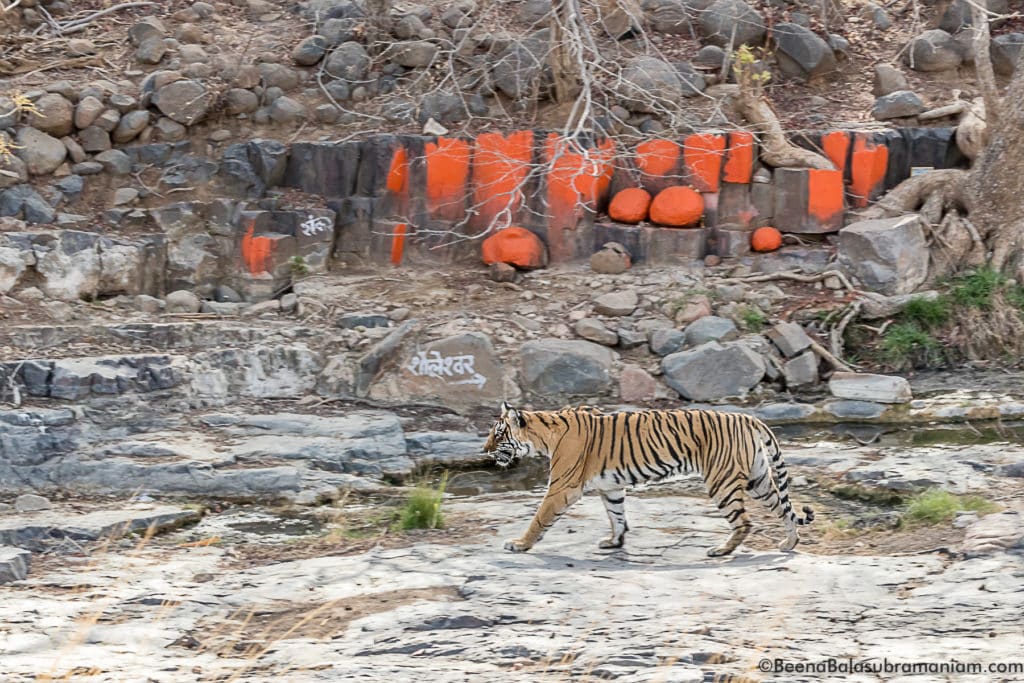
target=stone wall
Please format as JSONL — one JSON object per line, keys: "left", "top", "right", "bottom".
{"left": 1, "top": 127, "right": 966, "bottom": 303}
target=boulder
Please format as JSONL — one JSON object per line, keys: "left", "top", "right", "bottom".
{"left": 662, "top": 341, "right": 766, "bottom": 400}
{"left": 574, "top": 318, "right": 619, "bottom": 346}
{"left": 26, "top": 94, "right": 74, "bottom": 137}
{"left": 387, "top": 40, "right": 438, "bottom": 68}
{"left": 699, "top": 0, "right": 765, "bottom": 48}
{"left": 872, "top": 91, "right": 924, "bottom": 120}
{"left": 293, "top": 35, "right": 328, "bottom": 66}
{"left": 165, "top": 289, "right": 201, "bottom": 313}
{"left": 939, "top": 0, "right": 1008, "bottom": 33}
{"left": 905, "top": 29, "right": 962, "bottom": 72}
{"left": 991, "top": 33, "right": 1024, "bottom": 76}
{"left": 649, "top": 328, "right": 685, "bottom": 356}
{"left": 152, "top": 80, "right": 210, "bottom": 125}
{"left": 783, "top": 350, "right": 819, "bottom": 387}
{"left": 520, "top": 339, "right": 615, "bottom": 396}
{"left": 325, "top": 41, "right": 371, "bottom": 81}
{"left": 837, "top": 215, "right": 928, "bottom": 295}
{"left": 590, "top": 242, "right": 632, "bottom": 274}
{"left": 771, "top": 23, "right": 836, "bottom": 79}
{"left": 490, "top": 29, "right": 549, "bottom": 99}
{"left": 683, "top": 315, "right": 737, "bottom": 345}
{"left": 619, "top": 365, "right": 660, "bottom": 403}
{"left": 872, "top": 64, "right": 909, "bottom": 96}
{"left": 481, "top": 227, "right": 547, "bottom": 269}
{"left": 828, "top": 372, "right": 912, "bottom": 404}
{"left": 14, "top": 493, "right": 51, "bottom": 512}
{"left": 593, "top": 289, "right": 638, "bottom": 316}
{"left": 385, "top": 332, "right": 506, "bottom": 405}
{"left": 0, "top": 547, "right": 30, "bottom": 584}
{"left": 766, "top": 321, "right": 812, "bottom": 358}
{"left": 621, "top": 57, "right": 684, "bottom": 113}
{"left": 14, "top": 128, "right": 67, "bottom": 175}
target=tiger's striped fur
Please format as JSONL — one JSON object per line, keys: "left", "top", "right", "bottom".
{"left": 483, "top": 402, "right": 814, "bottom": 557}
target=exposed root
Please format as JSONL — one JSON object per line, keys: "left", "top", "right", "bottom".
{"left": 859, "top": 169, "right": 968, "bottom": 220}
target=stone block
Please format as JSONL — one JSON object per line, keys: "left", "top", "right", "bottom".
{"left": 773, "top": 167, "right": 845, "bottom": 234}
{"left": 713, "top": 227, "right": 752, "bottom": 258}
{"left": 564, "top": 222, "right": 707, "bottom": 265}
{"left": 282, "top": 140, "right": 360, "bottom": 197}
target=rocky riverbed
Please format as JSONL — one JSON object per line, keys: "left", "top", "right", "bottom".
{"left": 1, "top": 428, "right": 1022, "bottom": 683}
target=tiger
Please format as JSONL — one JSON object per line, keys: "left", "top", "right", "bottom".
{"left": 482, "top": 402, "right": 814, "bottom": 557}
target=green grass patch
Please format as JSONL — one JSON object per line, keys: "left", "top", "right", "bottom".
{"left": 396, "top": 473, "right": 448, "bottom": 530}
{"left": 951, "top": 267, "right": 1006, "bottom": 310}
{"left": 880, "top": 323, "right": 941, "bottom": 369}
{"left": 902, "top": 295, "right": 951, "bottom": 329}
{"left": 902, "top": 489, "right": 1000, "bottom": 526}
{"left": 737, "top": 306, "right": 766, "bottom": 332}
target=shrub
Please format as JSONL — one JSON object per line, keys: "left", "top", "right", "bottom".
{"left": 397, "top": 473, "right": 447, "bottom": 530}
{"left": 903, "top": 489, "right": 999, "bottom": 525}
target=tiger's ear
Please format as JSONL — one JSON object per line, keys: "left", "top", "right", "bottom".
{"left": 500, "top": 401, "right": 514, "bottom": 417}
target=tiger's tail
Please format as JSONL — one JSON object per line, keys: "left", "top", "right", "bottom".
{"left": 761, "top": 426, "right": 814, "bottom": 526}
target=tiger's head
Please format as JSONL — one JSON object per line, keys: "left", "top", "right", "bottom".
{"left": 483, "top": 401, "right": 536, "bottom": 468}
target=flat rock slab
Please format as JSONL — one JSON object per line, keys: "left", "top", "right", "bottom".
{"left": 1, "top": 492, "right": 1021, "bottom": 681}
{"left": 0, "top": 506, "right": 200, "bottom": 550}
{"left": 829, "top": 371, "right": 912, "bottom": 403}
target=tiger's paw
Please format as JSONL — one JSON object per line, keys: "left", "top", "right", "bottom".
{"left": 598, "top": 537, "right": 624, "bottom": 549}
{"left": 778, "top": 534, "right": 799, "bottom": 552}
{"left": 707, "top": 545, "right": 733, "bottom": 558}
{"left": 503, "top": 538, "right": 530, "bottom": 552}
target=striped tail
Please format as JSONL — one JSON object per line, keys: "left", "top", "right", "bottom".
{"left": 762, "top": 427, "right": 814, "bottom": 526}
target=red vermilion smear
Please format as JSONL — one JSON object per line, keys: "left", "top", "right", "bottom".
{"left": 683, "top": 133, "right": 726, "bottom": 193}
{"left": 470, "top": 130, "right": 533, "bottom": 232}
{"left": 821, "top": 131, "right": 850, "bottom": 174}
{"left": 241, "top": 221, "right": 275, "bottom": 275}
{"left": 545, "top": 135, "right": 615, "bottom": 262}
{"left": 807, "top": 169, "right": 845, "bottom": 223}
{"left": 425, "top": 137, "right": 471, "bottom": 221}
{"left": 722, "top": 131, "right": 755, "bottom": 184}
{"left": 636, "top": 139, "right": 680, "bottom": 178}
{"left": 386, "top": 146, "right": 408, "bottom": 194}
{"left": 390, "top": 223, "right": 407, "bottom": 266}
{"left": 849, "top": 135, "right": 889, "bottom": 208}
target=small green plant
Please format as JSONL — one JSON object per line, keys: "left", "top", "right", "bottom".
{"left": 881, "top": 323, "right": 941, "bottom": 369}
{"left": 951, "top": 268, "right": 1006, "bottom": 310}
{"left": 902, "top": 295, "right": 951, "bottom": 329}
{"left": 737, "top": 306, "right": 766, "bottom": 332}
{"left": 903, "top": 489, "right": 999, "bottom": 525}
{"left": 289, "top": 255, "right": 309, "bottom": 276}
{"left": 396, "top": 473, "right": 448, "bottom": 530}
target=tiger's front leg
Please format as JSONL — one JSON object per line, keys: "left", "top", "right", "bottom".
{"left": 504, "top": 486, "right": 583, "bottom": 552}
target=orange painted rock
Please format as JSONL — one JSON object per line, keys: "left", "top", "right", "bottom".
{"left": 481, "top": 227, "right": 548, "bottom": 269}
{"left": 649, "top": 186, "right": 704, "bottom": 227}
{"left": 608, "top": 188, "right": 652, "bottom": 224}
{"left": 751, "top": 226, "right": 783, "bottom": 252}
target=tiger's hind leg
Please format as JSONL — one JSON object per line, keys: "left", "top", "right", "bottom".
{"left": 747, "top": 458, "right": 800, "bottom": 552}
{"left": 707, "top": 479, "right": 752, "bottom": 557}
{"left": 598, "top": 489, "right": 629, "bottom": 549}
